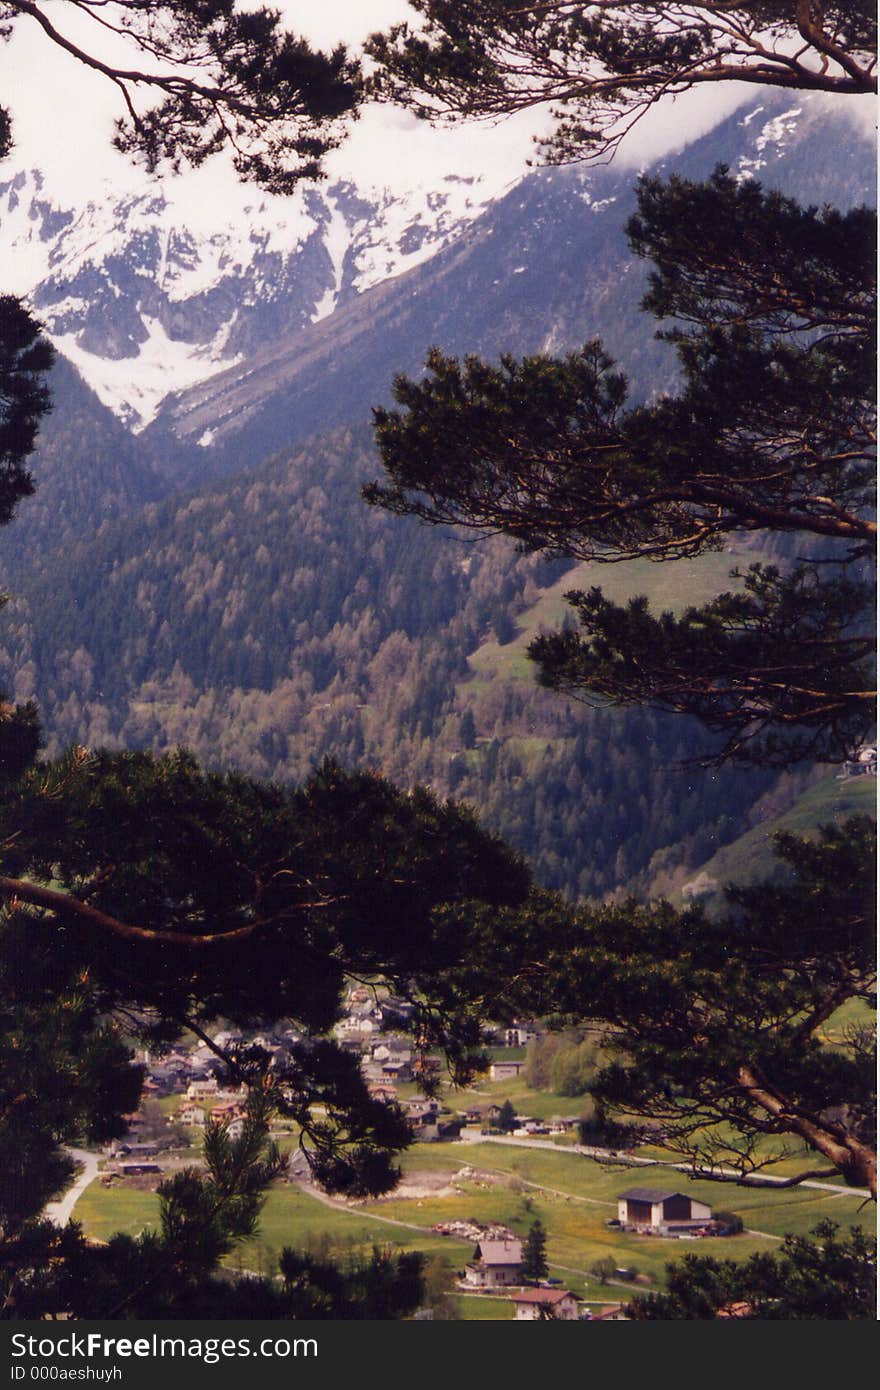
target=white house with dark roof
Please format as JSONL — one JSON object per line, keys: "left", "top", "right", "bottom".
{"left": 617, "top": 1188, "right": 712, "bottom": 1233}
{"left": 463, "top": 1238, "right": 524, "bottom": 1288}
{"left": 185, "top": 1077, "right": 219, "bottom": 1102}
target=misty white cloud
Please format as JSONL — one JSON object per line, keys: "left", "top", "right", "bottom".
{"left": 0, "top": 4, "right": 873, "bottom": 229}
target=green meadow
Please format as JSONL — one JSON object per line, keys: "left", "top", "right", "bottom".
{"left": 674, "top": 773, "right": 876, "bottom": 907}
{"left": 73, "top": 1136, "right": 873, "bottom": 1318}
{"left": 464, "top": 548, "right": 748, "bottom": 688}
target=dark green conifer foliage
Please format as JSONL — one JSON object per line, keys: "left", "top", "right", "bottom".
{"left": 537, "top": 818, "right": 877, "bottom": 1194}
{"left": 368, "top": 169, "right": 876, "bottom": 766}
{"left": 626, "top": 1221, "right": 876, "bottom": 1320}
{"left": 496, "top": 1098, "right": 517, "bottom": 1133}
{"left": 0, "top": 2, "right": 362, "bottom": 193}
{"left": 521, "top": 1219, "right": 548, "bottom": 1282}
{"left": 279, "top": 1245, "right": 425, "bottom": 1320}
{"left": 0, "top": 742, "right": 539, "bottom": 1316}
{"left": 367, "top": 4, "right": 876, "bottom": 163}
{"left": 0, "top": 297, "right": 54, "bottom": 526}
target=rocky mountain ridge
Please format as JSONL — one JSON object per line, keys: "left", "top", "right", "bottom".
{"left": 145, "top": 92, "right": 875, "bottom": 480}
{"left": 0, "top": 164, "right": 504, "bottom": 432}
{"left": 3, "top": 92, "right": 871, "bottom": 451}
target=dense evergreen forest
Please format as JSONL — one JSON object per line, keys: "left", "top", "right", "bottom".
{"left": 1, "top": 421, "right": 777, "bottom": 899}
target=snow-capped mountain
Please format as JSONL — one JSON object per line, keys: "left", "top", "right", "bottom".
{"left": 0, "top": 162, "right": 508, "bottom": 432}
{"left": 0, "top": 89, "right": 872, "bottom": 444}
{"left": 145, "top": 92, "right": 876, "bottom": 474}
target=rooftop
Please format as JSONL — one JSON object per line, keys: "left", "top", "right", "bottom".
{"left": 475, "top": 1239, "right": 524, "bottom": 1265}
{"left": 618, "top": 1188, "right": 687, "bottom": 1203}
{"left": 510, "top": 1288, "right": 574, "bottom": 1306}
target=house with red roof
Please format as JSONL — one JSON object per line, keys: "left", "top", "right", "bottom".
{"left": 509, "top": 1288, "right": 579, "bottom": 1320}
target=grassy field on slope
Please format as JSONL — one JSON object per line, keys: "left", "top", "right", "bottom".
{"left": 674, "top": 773, "right": 876, "bottom": 907}
{"left": 465, "top": 547, "right": 748, "bottom": 687}
{"left": 73, "top": 1135, "right": 873, "bottom": 1318}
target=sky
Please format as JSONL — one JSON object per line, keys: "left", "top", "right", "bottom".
{"left": 0, "top": 0, "right": 757, "bottom": 207}
{"left": 0, "top": 4, "right": 872, "bottom": 215}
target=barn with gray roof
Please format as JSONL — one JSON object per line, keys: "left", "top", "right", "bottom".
{"left": 617, "top": 1188, "right": 712, "bottom": 1233}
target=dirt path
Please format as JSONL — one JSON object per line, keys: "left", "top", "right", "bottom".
{"left": 291, "top": 1180, "right": 437, "bottom": 1237}
{"left": 460, "top": 1161, "right": 615, "bottom": 1209}
{"left": 462, "top": 1162, "right": 785, "bottom": 1242}
{"left": 45, "top": 1149, "right": 100, "bottom": 1227}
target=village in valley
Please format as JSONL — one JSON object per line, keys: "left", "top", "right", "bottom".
{"left": 71, "top": 985, "right": 872, "bottom": 1321}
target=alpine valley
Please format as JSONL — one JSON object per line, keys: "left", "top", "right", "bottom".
{"left": 0, "top": 92, "right": 874, "bottom": 901}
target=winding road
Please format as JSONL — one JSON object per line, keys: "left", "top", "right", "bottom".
{"left": 457, "top": 1131, "right": 871, "bottom": 1199}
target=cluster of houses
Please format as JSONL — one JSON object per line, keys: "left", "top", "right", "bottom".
{"left": 107, "top": 1026, "right": 306, "bottom": 1167}
{"left": 124, "top": 1003, "right": 549, "bottom": 1153}
{"left": 141, "top": 1025, "right": 304, "bottom": 1102}
{"left": 101, "top": 1004, "right": 738, "bottom": 1318}
{"left": 462, "top": 1236, "right": 624, "bottom": 1321}
{"left": 176, "top": 1079, "right": 249, "bottom": 1135}
{"left": 455, "top": 1190, "right": 723, "bottom": 1318}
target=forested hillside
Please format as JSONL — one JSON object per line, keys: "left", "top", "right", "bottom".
{"left": 2, "top": 423, "right": 773, "bottom": 898}
{"left": 0, "top": 357, "right": 174, "bottom": 571}
{"left": 0, "top": 91, "right": 872, "bottom": 901}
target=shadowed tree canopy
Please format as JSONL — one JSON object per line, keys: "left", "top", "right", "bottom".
{"left": 0, "top": 746, "right": 545, "bottom": 1316}
{"left": 536, "top": 817, "right": 876, "bottom": 1195}
{"left": 0, "top": 296, "right": 54, "bottom": 527}
{"left": 367, "top": 2, "right": 877, "bottom": 162}
{"left": 367, "top": 168, "right": 876, "bottom": 765}
{"left": 3, "top": 1081, "right": 430, "bottom": 1320}
{"left": 0, "top": 1, "right": 362, "bottom": 191}
{"left": 626, "top": 1221, "right": 876, "bottom": 1319}
{"left": 0, "top": 749, "right": 533, "bottom": 1186}
{"left": 278, "top": 1244, "right": 425, "bottom": 1321}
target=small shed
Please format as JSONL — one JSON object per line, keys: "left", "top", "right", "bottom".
{"left": 489, "top": 1060, "right": 526, "bottom": 1081}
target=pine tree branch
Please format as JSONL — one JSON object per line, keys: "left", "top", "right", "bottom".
{"left": 735, "top": 1063, "right": 877, "bottom": 1195}
{"left": 0, "top": 875, "right": 347, "bottom": 947}
{"left": 9, "top": 2, "right": 237, "bottom": 111}
{"left": 685, "top": 1164, "right": 841, "bottom": 1188}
